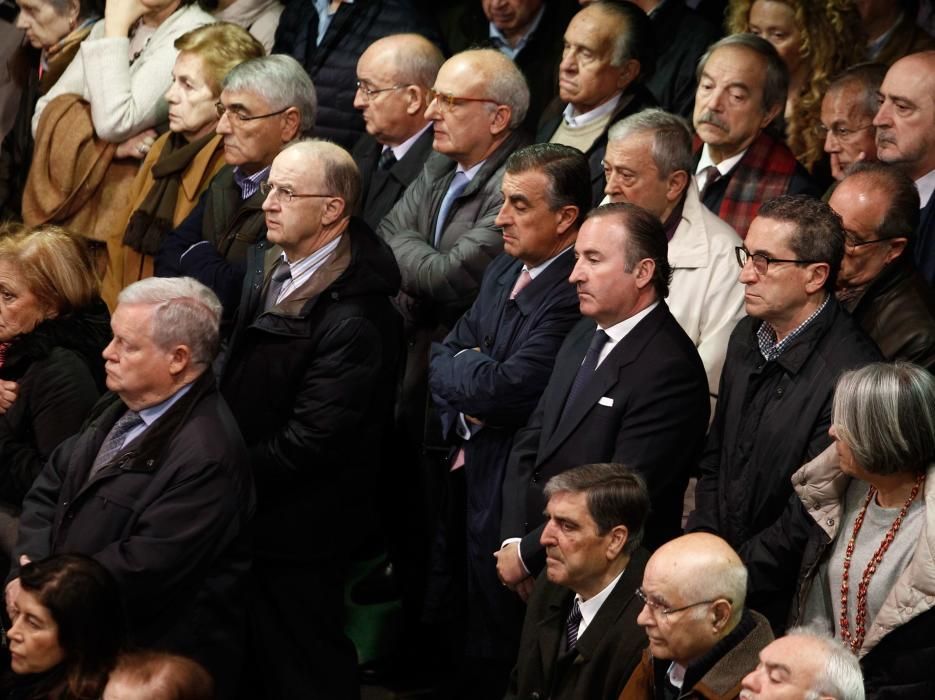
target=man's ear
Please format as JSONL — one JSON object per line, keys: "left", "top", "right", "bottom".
{"left": 281, "top": 107, "right": 302, "bottom": 143}
{"left": 406, "top": 85, "right": 426, "bottom": 116}
{"left": 883, "top": 236, "right": 908, "bottom": 264}
{"left": 633, "top": 258, "right": 656, "bottom": 290}
{"left": 710, "top": 599, "right": 733, "bottom": 634}
{"left": 168, "top": 344, "right": 193, "bottom": 377}
{"left": 616, "top": 59, "right": 641, "bottom": 91}
{"left": 666, "top": 170, "right": 689, "bottom": 204}
{"left": 605, "top": 524, "right": 629, "bottom": 560}
{"left": 489, "top": 105, "right": 512, "bottom": 136}
{"left": 321, "top": 196, "right": 348, "bottom": 225}
{"left": 804, "top": 261, "right": 830, "bottom": 294}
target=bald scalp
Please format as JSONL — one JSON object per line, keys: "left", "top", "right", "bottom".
{"left": 651, "top": 533, "right": 748, "bottom": 622}
{"left": 365, "top": 33, "right": 444, "bottom": 88}
{"left": 280, "top": 139, "right": 360, "bottom": 215}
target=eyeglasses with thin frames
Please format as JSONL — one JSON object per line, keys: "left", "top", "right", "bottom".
{"left": 427, "top": 88, "right": 499, "bottom": 112}
{"left": 635, "top": 587, "right": 726, "bottom": 619}
{"left": 260, "top": 181, "right": 336, "bottom": 204}
{"left": 842, "top": 230, "right": 903, "bottom": 250}
{"left": 814, "top": 123, "right": 874, "bottom": 142}
{"left": 735, "top": 246, "right": 824, "bottom": 276}
{"left": 216, "top": 102, "right": 290, "bottom": 124}
{"left": 355, "top": 81, "right": 407, "bottom": 100}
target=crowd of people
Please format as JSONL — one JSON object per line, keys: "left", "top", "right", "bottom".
{"left": 0, "top": 0, "right": 934, "bottom": 698}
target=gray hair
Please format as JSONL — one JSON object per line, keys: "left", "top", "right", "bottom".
{"left": 784, "top": 627, "right": 865, "bottom": 700}
{"left": 223, "top": 55, "right": 318, "bottom": 137}
{"left": 682, "top": 556, "right": 748, "bottom": 626}
{"left": 608, "top": 108, "right": 694, "bottom": 177}
{"left": 386, "top": 33, "right": 444, "bottom": 88}
{"left": 828, "top": 63, "right": 888, "bottom": 121}
{"left": 758, "top": 195, "right": 844, "bottom": 292}
{"left": 462, "top": 49, "right": 530, "bottom": 129}
{"left": 543, "top": 463, "right": 650, "bottom": 555}
{"left": 280, "top": 139, "right": 361, "bottom": 217}
{"left": 832, "top": 362, "right": 935, "bottom": 477}
{"left": 697, "top": 33, "right": 789, "bottom": 115}
{"left": 117, "top": 277, "right": 222, "bottom": 366}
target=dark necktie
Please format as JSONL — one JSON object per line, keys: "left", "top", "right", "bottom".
{"left": 566, "top": 599, "right": 582, "bottom": 650}
{"left": 698, "top": 165, "right": 721, "bottom": 201}
{"left": 89, "top": 410, "right": 144, "bottom": 478}
{"left": 560, "top": 329, "right": 610, "bottom": 422}
{"left": 378, "top": 148, "right": 397, "bottom": 171}
{"left": 263, "top": 259, "right": 292, "bottom": 312}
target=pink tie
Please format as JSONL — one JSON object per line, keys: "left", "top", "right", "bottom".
{"left": 510, "top": 269, "right": 533, "bottom": 299}
{"left": 451, "top": 448, "right": 465, "bottom": 472}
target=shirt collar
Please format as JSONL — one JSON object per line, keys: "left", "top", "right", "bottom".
{"left": 233, "top": 165, "right": 270, "bottom": 200}
{"left": 757, "top": 293, "right": 829, "bottom": 361}
{"left": 138, "top": 383, "right": 194, "bottom": 425}
{"left": 575, "top": 568, "right": 625, "bottom": 628}
{"left": 524, "top": 245, "right": 574, "bottom": 280}
{"left": 696, "top": 143, "right": 747, "bottom": 177}
{"left": 562, "top": 92, "right": 623, "bottom": 128}
{"left": 488, "top": 3, "right": 546, "bottom": 59}
{"left": 386, "top": 122, "right": 432, "bottom": 162}
{"left": 915, "top": 168, "right": 935, "bottom": 208}
{"left": 457, "top": 159, "right": 486, "bottom": 182}
{"left": 600, "top": 300, "right": 659, "bottom": 342}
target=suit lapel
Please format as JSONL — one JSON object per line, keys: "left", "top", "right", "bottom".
{"left": 539, "top": 305, "right": 667, "bottom": 461}
{"left": 536, "top": 586, "right": 573, "bottom": 687}
{"left": 539, "top": 320, "right": 593, "bottom": 443}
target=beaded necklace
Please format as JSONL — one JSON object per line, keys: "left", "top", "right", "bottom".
{"left": 839, "top": 473, "right": 925, "bottom": 653}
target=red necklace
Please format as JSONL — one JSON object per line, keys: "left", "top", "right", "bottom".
{"left": 839, "top": 474, "right": 925, "bottom": 653}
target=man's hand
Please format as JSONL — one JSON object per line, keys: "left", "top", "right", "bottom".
{"left": 494, "top": 542, "right": 533, "bottom": 601}
{"left": 5, "top": 555, "right": 31, "bottom": 620}
{"left": 0, "top": 380, "right": 19, "bottom": 415}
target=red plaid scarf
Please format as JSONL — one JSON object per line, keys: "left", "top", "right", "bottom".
{"left": 694, "top": 130, "right": 800, "bottom": 238}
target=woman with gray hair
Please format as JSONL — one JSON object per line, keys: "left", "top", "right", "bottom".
{"left": 743, "top": 362, "right": 935, "bottom": 699}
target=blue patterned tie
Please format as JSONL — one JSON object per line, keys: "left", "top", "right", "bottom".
{"left": 434, "top": 171, "right": 469, "bottom": 246}
{"left": 89, "top": 410, "right": 144, "bottom": 478}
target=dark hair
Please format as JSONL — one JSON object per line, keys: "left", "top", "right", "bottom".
{"left": 586, "top": 202, "right": 673, "bottom": 298}
{"left": 505, "top": 143, "right": 592, "bottom": 227}
{"left": 543, "top": 463, "right": 650, "bottom": 554}
{"left": 591, "top": 1, "right": 656, "bottom": 81}
{"left": 757, "top": 195, "right": 844, "bottom": 291}
{"left": 844, "top": 162, "right": 920, "bottom": 241}
{"left": 19, "top": 554, "right": 125, "bottom": 699}
{"left": 697, "top": 33, "right": 789, "bottom": 115}
{"left": 828, "top": 62, "right": 888, "bottom": 119}
{"left": 108, "top": 651, "right": 214, "bottom": 700}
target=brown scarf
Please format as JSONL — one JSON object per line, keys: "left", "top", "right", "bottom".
{"left": 123, "top": 131, "right": 216, "bottom": 255}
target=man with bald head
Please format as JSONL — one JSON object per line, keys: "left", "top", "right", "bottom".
{"left": 538, "top": 1, "right": 657, "bottom": 205}
{"left": 221, "top": 139, "right": 403, "bottom": 698}
{"left": 873, "top": 50, "right": 935, "bottom": 284}
{"left": 620, "top": 533, "right": 774, "bottom": 700}
{"left": 820, "top": 63, "right": 886, "bottom": 182}
{"left": 829, "top": 163, "right": 935, "bottom": 371}
{"left": 352, "top": 34, "right": 443, "bottom": 229}
{"left": 740, "top": 629, "right": 865, "bottom": 700}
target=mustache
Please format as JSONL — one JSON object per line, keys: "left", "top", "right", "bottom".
{"left": 697, "top": 111, "right": 729, "bottom": 131}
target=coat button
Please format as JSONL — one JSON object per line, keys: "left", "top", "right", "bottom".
{"left": 776, "top": 386, "right": 784, "bottom": 396}
{"left": 827, "top": 518, "right": 834, "bottom": 526}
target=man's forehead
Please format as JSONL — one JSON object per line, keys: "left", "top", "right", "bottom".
{"left": 704, "top": 47, "right": 765, "bottom": 87}
{"left": 220, "top": 88, "right": 271, "bottom": 110}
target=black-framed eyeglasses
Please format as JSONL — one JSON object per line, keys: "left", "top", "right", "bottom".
{"left": 635, "top": 587, "right": 726, "bottom": 618}
{"left": 216, "top": 102, "right": 291, "bottom": 123}
{"left": 427, "top": 88, "right": 499, "bottom": 112}
{"left": 843, "top": 229, "right": 904, "bottom": 250}
{"left": 814, "top": 122, "right": 874, "bottom": 141}
{"left": 735, "top": 246, "right": 824, "bottom": 276}
{"left": 260, "top": 181, "right": 336, "bottom": 204}
{"left": 355, "top": 81, "right": 407, "bottom": 100}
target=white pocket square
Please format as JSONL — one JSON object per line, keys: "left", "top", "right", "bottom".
{"left": 598, "top": 396, "right": 614, "bottom": 407}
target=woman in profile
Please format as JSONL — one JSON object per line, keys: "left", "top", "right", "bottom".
{"left": 2, "top": 554, "right": 125, "bottom": 699}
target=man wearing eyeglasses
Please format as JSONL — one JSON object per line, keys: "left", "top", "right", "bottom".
{"left": 155, "top": 55, "right": 316, "bottom": 318}
{"left": 620, "top": 533, "right": 773, "bottom": 700}
{"left": 819, "top": 63, "right": 885, "bottom": 182}
{"left": 828, "top": 163, "right": 935, "bottom": 371}
{"left": 687, "top": 195, "right": 880, "bottom": 627}
{"left": 219, "top": 139, "right": 402, "bottom": 699}
{"left": 507, "top": 463, "right": 651, "bottom": 700}
{"left": 351, "top": 34, "right": 442, "bottom": 230}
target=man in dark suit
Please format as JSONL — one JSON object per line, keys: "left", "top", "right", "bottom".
{"left": 506, "top": 463, "right": 650, "bottom": 700}
{"left": 496, "top": 202, "right": 710, "bottom": 598}
{"left": 537, "top": 1, "right": 657, "bottom": 206}
{"left": 427, "top": 142, "right": 587, "bottom": 696}
{"left": 351, "top": 33, "right": 442, "bottom": 230}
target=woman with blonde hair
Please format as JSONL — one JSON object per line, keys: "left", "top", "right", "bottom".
{"left": 104, "top": 22, "right": 264, "bottom": 305}
{"left": 727, "top": 0, "right": 865, "bottom": 176}
{"left": 0, "top": 224, "right": 109, "bottom": 554}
